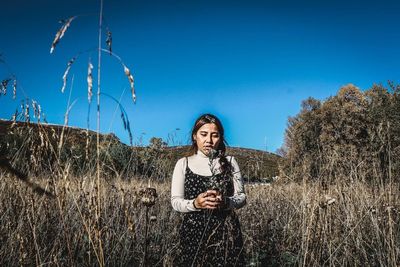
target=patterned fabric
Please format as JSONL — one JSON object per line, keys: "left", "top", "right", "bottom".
{"left": 176, "top": 158, "right": 245, "bottom": 267}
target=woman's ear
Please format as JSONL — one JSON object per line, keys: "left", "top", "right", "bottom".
{"left": 192, "top": 134, "right": 196, "bottom": 141}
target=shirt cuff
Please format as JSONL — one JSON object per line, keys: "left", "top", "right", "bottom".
{"left": 187, "top": 198, "right": 200, "bottom": 212}
{"left": 226, "top": 194, "right": 246, "bottom": 209}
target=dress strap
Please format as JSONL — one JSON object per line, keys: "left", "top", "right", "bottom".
{"left": 185, "top": 157, "right": 189, "bottom": 173}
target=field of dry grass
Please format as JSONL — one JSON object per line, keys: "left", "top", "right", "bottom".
{"left": 1, "top": 172, "right": 398, "bottom": 266}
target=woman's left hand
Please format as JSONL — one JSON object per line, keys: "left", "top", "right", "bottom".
{"left": 194, "top": 190, "right": 220, "bottom": 209}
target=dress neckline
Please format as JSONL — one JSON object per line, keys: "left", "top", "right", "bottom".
{"left": 185, "top": 157, "right": 222, "bottom": 178}
{"left": 185, "top": 165, "right": 214, "bottom": 178}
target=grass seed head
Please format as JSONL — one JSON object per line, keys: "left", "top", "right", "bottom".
{"left": 12, "top": 79, "right": 17, "bottom": 99}
{"left": 123, "top": 64, "right": 135, "bottom": 103}
{"left": 1, "top": 78, "right": 11, "bottom": 95}
{"left": 11, "top": 109, "right": 18, "bottom": 123}
{"left": 61, "top": 57, "right": 76, "bottom": 93}
{"left": 139, "top": 187, "right": 157, "bottom": 207}
{"left": 87, "top": 60, "right": 93, "bottom": 103}
{"left": 31, "top": 100, "right": 37, "bottom": 118}
{"left": 24, "top": 101, "right": 30, "bottom": 123}
{"left": 50, "top": 16, "right": 77, "bottom": 54}
{"left": 106, "top": 29, "right": 112, "bottom": 55}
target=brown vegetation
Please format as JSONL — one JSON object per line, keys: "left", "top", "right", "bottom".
{"left": 280, "top": 83, "right": 400, "bottom": 185}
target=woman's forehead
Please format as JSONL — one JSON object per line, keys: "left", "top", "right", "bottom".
{"left": 197, "top": 123, "right": 219, "bottom": 132}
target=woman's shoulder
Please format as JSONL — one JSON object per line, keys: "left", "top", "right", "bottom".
{"left": 224, "top": 155, "right": 236, "bottom": 162}
{"left": 223, "top": 155, "right": 240, "bottom": 169}
{"left": 176, "top": 157, "right": 188, "bottom": 163}
{"left": 175, "top": 157, "right": 188, "bottom": 168}
{"left": 172, "top": 157, "right": 188, "bottom": 174}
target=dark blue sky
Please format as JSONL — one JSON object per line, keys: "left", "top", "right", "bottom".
{"left": 1, "top": 0, "right": 399, "bottom": 151}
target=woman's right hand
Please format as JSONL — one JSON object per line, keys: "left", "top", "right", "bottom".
{"left": 194, "top": 190, "right": 221, "bottom": 209}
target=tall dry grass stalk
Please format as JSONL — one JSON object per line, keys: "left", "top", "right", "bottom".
{"left": 95, "top": 0, "right": 105, "bottom": 265}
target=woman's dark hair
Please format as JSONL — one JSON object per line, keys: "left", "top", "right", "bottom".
{"left": 188, "top": 114, "right": 233, "bottom": 175}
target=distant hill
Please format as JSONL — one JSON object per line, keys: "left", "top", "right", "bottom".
{"left": 163, "top": 145, "right": 280, "bottom": 181}
{"left": 0, "top": 119, "right": 280, "bottom": 181}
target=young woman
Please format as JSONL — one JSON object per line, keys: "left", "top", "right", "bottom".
{"left": 171, "top": 114, "right": 246, "bottom": 266}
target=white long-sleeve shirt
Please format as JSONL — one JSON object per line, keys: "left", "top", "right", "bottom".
{"left": 171, "top": 150, "right": 246, "bottom": 213}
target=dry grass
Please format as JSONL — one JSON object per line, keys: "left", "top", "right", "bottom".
{"left": 242, "top": 180, "right": 399, "bottom": 266}
{"left": 0, "top": 171, "right": 398, "bottom": 266}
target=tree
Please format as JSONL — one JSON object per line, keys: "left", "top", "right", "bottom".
{"left": 280, "top": 83, "right": 399, "bottom": 184}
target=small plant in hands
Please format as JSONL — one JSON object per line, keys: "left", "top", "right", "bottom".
{"left": 193, "top": 149, "right": 228, "bottom": 210}
{"left": 208, "top": 149, "right": 223, "bottom": 199}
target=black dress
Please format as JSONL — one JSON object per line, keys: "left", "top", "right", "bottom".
{"left": 176, "top": 158, "right": 245, "bottom": 267}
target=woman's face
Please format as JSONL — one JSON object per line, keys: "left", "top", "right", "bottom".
{"left": 193, "top": 123, "right": 221, "bottom": 156}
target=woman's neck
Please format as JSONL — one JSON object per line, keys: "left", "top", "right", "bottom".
{"left": 196, "top": 150, "right": 209, "bottom": 158}
{"left": 187, "top": 150, "right": 220, "bottom": 176}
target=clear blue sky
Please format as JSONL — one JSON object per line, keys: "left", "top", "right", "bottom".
{"left": 1, "top": 0, "right": 399, "bottom": 152}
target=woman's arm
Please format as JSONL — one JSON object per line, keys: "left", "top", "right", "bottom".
{"left": 226, "top": 156, "right": 246, "bottom": 209}
{"left": 170, "top": 158, "right": 199, "bottom": 213}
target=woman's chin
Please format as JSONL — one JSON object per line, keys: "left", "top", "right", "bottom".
{"left": 201, "top": 148, "right": 212, "bottom": 156}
